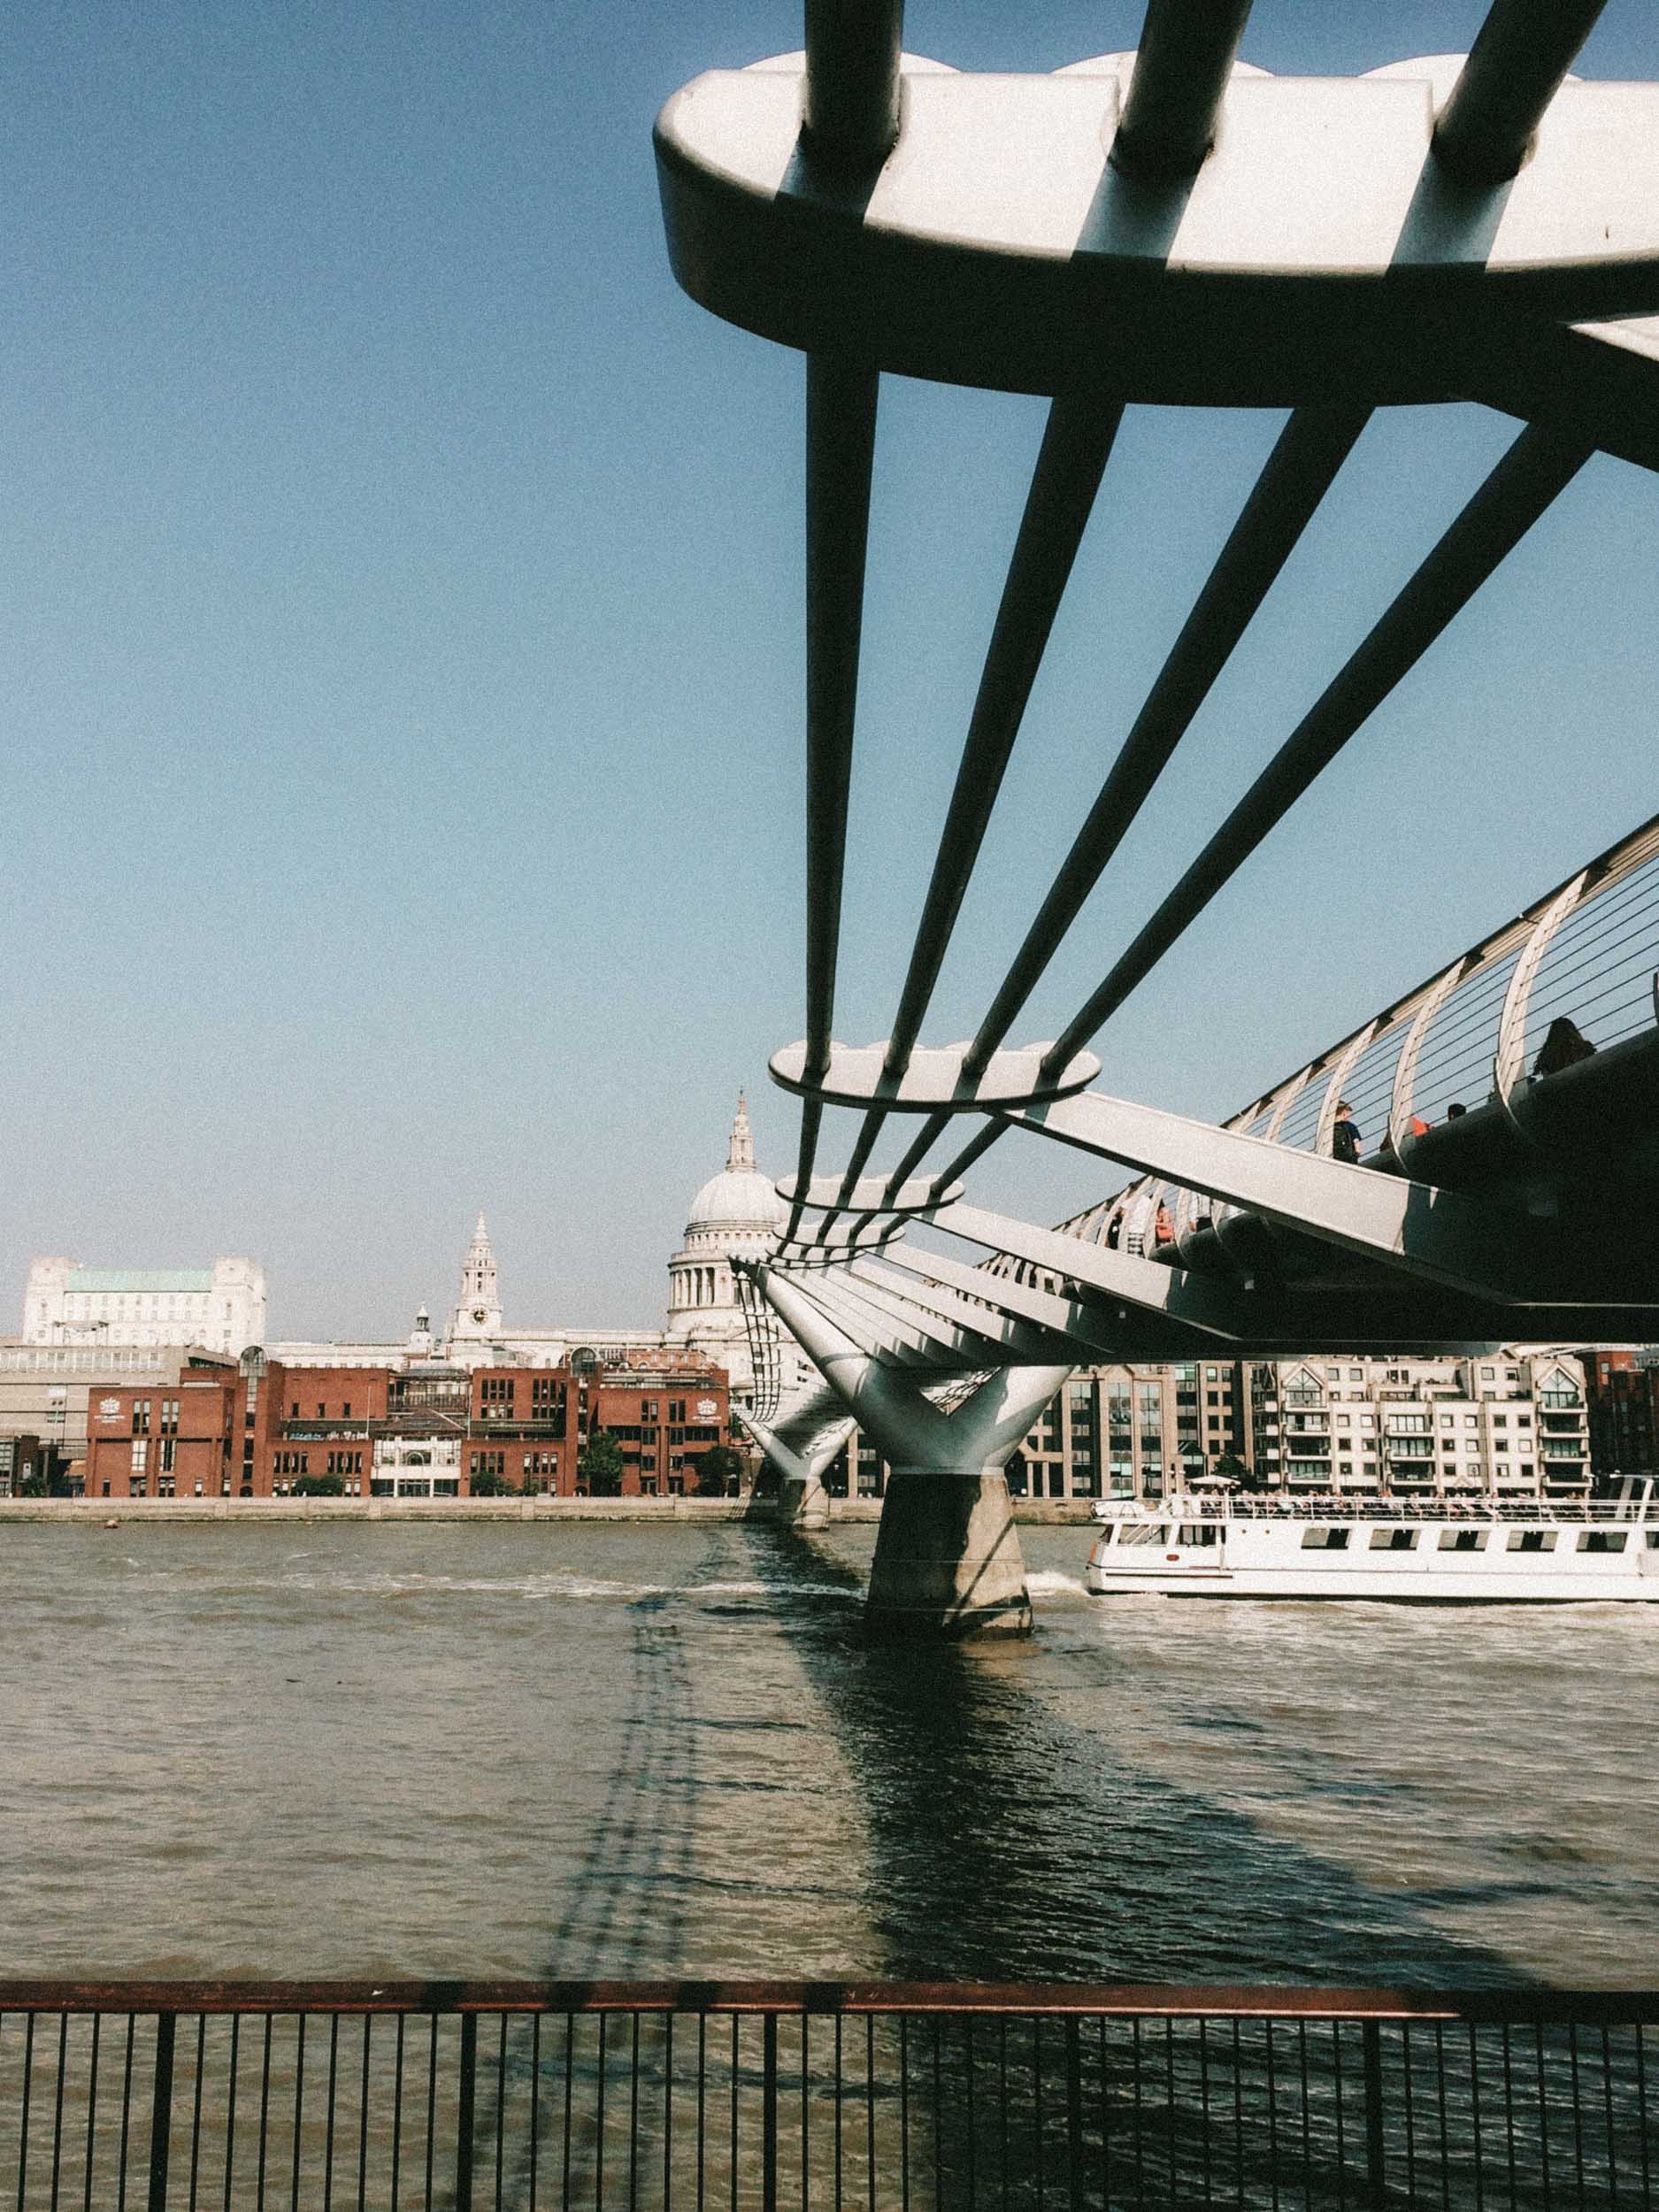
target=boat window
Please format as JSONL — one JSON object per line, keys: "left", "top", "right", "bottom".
{"left": 1438, "top": 1528, "right": 1487, "bottom": 1551}
{"left": 1646, "top": 1532, "right": 1659, "bottom": 1549}
{"left": 1178, "top": 1525, "right": 1219, "bottom": 1547}
{"left": 1370, "top": 1527, "right": 1417, "bottom": 1550}
{"left": 1301, "top": 1525, "right": 1350, "bottom": 1549}
{"left": 1118, "top": 1523, "right": 1170, "bottom": 1547}
{"left": 1578, "top": 1530, "right": 1628, "bottom": 1554}
{"left": 1507, "top": 1528, "right": 1556, "bottom": 1552}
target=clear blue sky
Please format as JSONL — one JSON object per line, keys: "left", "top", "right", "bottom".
{"left": 3, "top": 1, "right": 1655, "bottom": 1339}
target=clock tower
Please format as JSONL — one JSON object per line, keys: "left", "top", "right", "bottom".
{"left": 449, "top": 1212, "right": 503, "bottom": 1345}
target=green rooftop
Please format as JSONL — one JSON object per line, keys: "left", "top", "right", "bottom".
{"left": 66, "top": 1270, "right": 214, "bottom": 1294}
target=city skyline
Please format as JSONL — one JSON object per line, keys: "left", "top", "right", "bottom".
{"left": 4, "top": 0, "right": 1656, "bottom": 1334}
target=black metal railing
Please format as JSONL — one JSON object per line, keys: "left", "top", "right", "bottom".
{"left": 0, "top": 1981, "right": 1653, "bottom": 2210}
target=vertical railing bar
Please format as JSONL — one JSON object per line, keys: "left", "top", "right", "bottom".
{"left": 1502, "top": 2024, "right": 1519, "bottom": 2212}
{"left": 1033, "top": 2017, "right": 1044, "bottom": 2212}
{"left": 1570, "top": 2022, "right": 1586, "bottom": 2212}
{"left": 1163, "top": 2019, "right": 1174, "bottom": 2212}
{"left": 564, "top": 2015, "right": 576, "bottom": 2212}
{"left": 1601, "top": 2025, "right": 1618, "bottom": 2209}
{"left": 601, "top": 2014, "right": 613, "bottom": 2212}
{"left": 833, "top": 2015, "right": 843, "bottom": 2212}
{"left": 1634, "top": 2023, "right": 1649, "bottom": 2208}
{"left": 18, "top": 2010, "right": 35, "bottom": 2212}
{"left": 632, "top": 2014, "right": 643, "bottom": 2212}
{"left": 1470, "top": 2023, "right": 1486, "bottom": 2212}
{"left": 899, "top": 2016, "right": 909, "bottom": 2212}
{"left": 662, "top": 2013, "right": 672, "bottom": 2212}
{"left": 324, "top": 2013, "right": 340, "bottom": 2212}
{"left": 1436, "top": 2023, "right": 1451, "bottom": 2212}
{"left": 1402, "top": 2023, "right": 1417, "bottom": 2210}
{"left": 83, "top": 2010, "right": 102, "bottom": 2212}
{"left": 763, "top": 2014, "right": 779, "bottom": 2212}
{"left": 223, "top": 2016, "right": 241, "bottom": 2212}
{"left": 1533, "top": 2024, "right": 1550, "bottom": 2212}
{"left": 1197, "top": 2019, "right": 1211, "bottom": 2212}
{"left": 50, "top": 2009, "right": 68, "bottom": 2212}
{"left": 455, "top": 2011, "right": 478, "bottom": 2212}
{"left": 290, "top": 2015, "right": 307, "bottom": 2212}
{"left": 121, "top": 2015, "right": 138, "bottom": 2212}
{"left": 148, "top": 2011, "right": 177, "bottom": 2212}
{"left": 391, "top": 2016, "right": 405, "bottom": 2212}
{"left": 870, "top": 2019, "right": 879, "bottom": 2212}
{"left": 997, "top": 2018, "right": 1009, "bottom": 2212}
{"left": 966, "top": 2016, "right": 979, "bottom": 2212}
{"left": 1332, "top": 2020, "right": 1345, "bottom": 2197}
{"left": 1096, "top": 2017, "right": 1110, "bottom": 2212}
{"left": 189, "top": 2013, "right": 207, "bottom": 2212}
{"left": 356, "top": 2016, "right": 370, "bottom": 2212}
{"left": 497, "top": 2015, "right": 509, "bottom": 2212}
{"left": 1266, "top": 2020, "right": 1280, "bottom": 2212}
{"left": 934, "top": 2017, "right": 946, "bottom": 2212}
{"left": 1297, "top": 2020, "right": 1311, "bottom": 2212}
{"left": 426, "top": 2014, "right": 439, "bottom": 2212}
{"left": 530, "top": 2012, "right": 543, "bottom": 2212}
{"left": 255, "top": 2016, "right": 273, "bottom": 2212}
{"left": 693, "top": 2016, "right": 703, "bottom": 2212}
{"left": 1130, "top": 2018, "right": 1142, "bottom": 2212}
{"left": 801, "top": 2013, "right": 810, "bottom": 2212}
{"left": 727, "top": 2016, "right": 737, "bottom": 2212}
{"left": 1230, "top": 2022, "right": 1242, "bottom": 2212}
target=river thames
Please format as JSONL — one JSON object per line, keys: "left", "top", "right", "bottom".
{"left": 4, "top": 1521, "right": 1654, "bottom": 1987}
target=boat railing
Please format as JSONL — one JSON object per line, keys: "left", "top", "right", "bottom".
{"left": 1096, "top": 1494, "right": 1648, "bottom": 1525}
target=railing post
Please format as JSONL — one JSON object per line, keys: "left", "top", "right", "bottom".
{"left": 147, "top": 2011, "right": 176, "bottom": 2212}
{"left": 456, "top": 2013, "right": 477, "bottom": 2212}
{"left": 1362, "top": 2021, "right": 1386, "bottom": 2211}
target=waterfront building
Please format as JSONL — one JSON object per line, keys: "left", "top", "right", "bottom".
{"left": 80, "top": 1344, "right": 731, "bottom": 1502}
{"left": 1579, "top": 1346, "right": 1659, "bottom": 1478}
{"left": 0, "top": 1340, "right": 202, "bottom": 1466}
{"left": 22, "top": 1256, "right": 265, "bottom": 1355}
{"left": 818, "top": 1350, "right": 1591, "bottom": 1504}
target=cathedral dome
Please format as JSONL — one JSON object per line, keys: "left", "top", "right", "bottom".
{"left": 684, "top": 1094, "right": 784, "bottom": 1238}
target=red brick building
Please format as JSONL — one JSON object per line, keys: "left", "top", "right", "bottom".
{"left": 83, "top": 1348, "right": 732, "bottom": 1501}
{"left": 1581, "top": 1348, "right": 1659, "bottom": 1479}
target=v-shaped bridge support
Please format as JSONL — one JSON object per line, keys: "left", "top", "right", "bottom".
{"left": 753, "top": 1263, "right": 1072, "bottom": 1640}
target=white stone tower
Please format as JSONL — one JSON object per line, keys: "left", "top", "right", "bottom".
{"left": 449, "top": 1213, "right": 503, "bottom": 1344}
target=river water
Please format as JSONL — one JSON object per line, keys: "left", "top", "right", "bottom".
{"left": 4, "top": 1522, "right": 1654, "bottom": 1988}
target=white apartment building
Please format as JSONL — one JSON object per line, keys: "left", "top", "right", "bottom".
{"left": 21, "top": 1258, "right": 266, "bottom": 1356}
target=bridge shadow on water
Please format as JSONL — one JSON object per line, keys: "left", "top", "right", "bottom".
{"left": 737, "top": 1518, "right": 1546, "bottom": 1995}
{"left": 461, "top": 1518, "right": 1586, "bottom": 2210}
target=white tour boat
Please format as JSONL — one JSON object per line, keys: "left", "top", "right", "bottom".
{"left": 1084, "top": 1482, "right": 1659, "bottom": 1601}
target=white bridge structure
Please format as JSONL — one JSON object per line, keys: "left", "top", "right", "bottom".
{"left": 656, "top": 0, "right": 1659, "bottom": 1638}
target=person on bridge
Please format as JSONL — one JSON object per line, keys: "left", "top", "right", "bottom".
{"left": 1154, "top": 1202, "right": 1174, "bottom": 1248}
{"left": 1534, "top": 1016, "right": 1596, "bottom": 1075}
{"left": 1105, "top": 1208, "right": 1124, "bottom": 1249}
{"left": 1332, "top": 1100, "right": 1363, "bottom": 1164}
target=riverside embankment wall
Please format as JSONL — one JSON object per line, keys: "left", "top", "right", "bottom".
{"left": 0, "top": 1495, "right": 1098, "bottom": 1527}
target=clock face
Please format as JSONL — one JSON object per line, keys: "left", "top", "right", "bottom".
{"left": 472, "top": 1307, "right": 488, "bottom": 1325}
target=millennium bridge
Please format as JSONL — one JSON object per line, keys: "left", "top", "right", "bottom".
{"left": 655, "top": 0, "right": 1659, "bottom": 1640}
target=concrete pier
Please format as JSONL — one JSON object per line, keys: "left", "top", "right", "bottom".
{"left": 752, "top": 1263, "right": 1071, "bottom": 1640}
{"left": 864, "top": 1466, "right": 1032, "bottom": 1640}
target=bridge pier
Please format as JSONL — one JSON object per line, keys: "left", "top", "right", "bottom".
{"left": 754, "top": 1265, "right": 1070, "bottom": 1640}
{"left": 736, "top": 1401, "right": 854, "bottom": 1531}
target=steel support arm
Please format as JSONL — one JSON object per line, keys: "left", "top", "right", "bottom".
{"left": 1002, "top": 1091, "right": 1561, "bottom": 1304}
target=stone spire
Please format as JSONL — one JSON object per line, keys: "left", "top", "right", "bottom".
{"left": 726, "top": 1090, "right": 756, "bottom": 1173}
{"left": 450, "top": 1211, "right": 503, "bottom": 1343}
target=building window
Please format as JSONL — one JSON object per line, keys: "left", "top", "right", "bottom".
{"left": 131, "top": 1440, "right": 148, "bottom": 1473}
